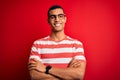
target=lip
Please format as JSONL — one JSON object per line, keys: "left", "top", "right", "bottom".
{"left": 54, "top": 23, "right": 61, "bottom": 27}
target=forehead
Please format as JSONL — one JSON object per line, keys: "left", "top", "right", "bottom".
{"left": 49, "top": 8, "right": 64, "bottom": 15}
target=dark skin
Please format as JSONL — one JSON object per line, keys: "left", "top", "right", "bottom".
{"left": 28, "top": 8, "right": 86, "bottom": 80}
{"left": 28, "top": 58, "right": 86, "bottom": 80}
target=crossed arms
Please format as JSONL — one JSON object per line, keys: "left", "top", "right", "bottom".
{"left": 28, "top": 58, "right": 86, "bottom": 80}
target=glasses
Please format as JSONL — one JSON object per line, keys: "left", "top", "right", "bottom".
{"left": 49, "top": 14, "right": 66, "bottom": 20}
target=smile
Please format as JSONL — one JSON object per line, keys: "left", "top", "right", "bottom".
{"left": 54, "top": 23, "right": 61, "bottom": 27}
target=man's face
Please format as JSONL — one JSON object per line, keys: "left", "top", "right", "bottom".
{"left": 48, "top": 8, "right": 66, "bottom": 32}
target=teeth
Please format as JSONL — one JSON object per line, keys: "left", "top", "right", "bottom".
{"left": 55, "top": 23, "right": 60, "bottom": 27}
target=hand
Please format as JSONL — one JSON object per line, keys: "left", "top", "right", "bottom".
{"left": 68, "top": 58, "right": 81, "bottom": 68}
{"left": 28, "top": 59, "right": 46, "bottom": 73}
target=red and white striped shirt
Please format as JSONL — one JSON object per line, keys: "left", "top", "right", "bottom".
{"left": 29, "top": 36, "right": 86, "bottom": 68}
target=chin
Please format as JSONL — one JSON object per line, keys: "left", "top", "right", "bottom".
{"left": 53, "top": 29, "right": 63, "bottom": 32}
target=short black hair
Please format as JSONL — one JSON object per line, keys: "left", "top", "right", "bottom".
{"left": 48, "top": 5, "right": 64, "bottom": 17}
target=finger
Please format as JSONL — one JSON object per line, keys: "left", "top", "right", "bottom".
{"left": 72, "top": 60, "right": 81, "bottom": 65}
{"left": 28, "top": 61, "right": 36, "bottom": 65}
{"left": 28, "top": 63, "right": 36, "bottom": 68}
{"left": 28, "top": 63, "right": 36, "bottom": 66}
{"left": 29, "top": 58, "right": 38, "bottom": 62}
{"left": 71, "top": 62, "right": 79, "bottom": 67}
{"left": 28, "top": 60, "right": 36, "bottom": 65}
{"left": 28, "top": 66, "right": 41, "bottom": 72}
{"left": 69, "top": 60, "right": 81, "bottom": 67}
{"left": 69, "top": 58, "right": 76, "bottom": 64}
{"left": 72, "top": 62, "right": 81, "bottom": 67}
{"left": 70, "top": 59, "right": 78, "bottom": 65}
{"left": 28, "top": 66, "right": 36, "bottom": 71}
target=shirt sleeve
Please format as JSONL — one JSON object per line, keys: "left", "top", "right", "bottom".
{"left": 29, "top": 41, "right": 42, "bottom": 62}
{"left": 73, "top": 40, "right": 86, "bottom": 61}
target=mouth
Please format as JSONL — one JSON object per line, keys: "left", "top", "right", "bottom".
{"left": 54, "top": 23, "right": 61, "bottom": 27}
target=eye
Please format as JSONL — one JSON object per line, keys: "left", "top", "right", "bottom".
{"left": 59, "top": 14, "right": 64, "bottom": 18}
{"left": 49, "top": 15, "right": 55, "bottom": 19}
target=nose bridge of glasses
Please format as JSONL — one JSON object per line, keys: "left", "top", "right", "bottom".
{"left": 49, "top": 14, "right": 65, "bottom": 20}
{"left": 55, "top": 15, "right": 60, "bottom": 20}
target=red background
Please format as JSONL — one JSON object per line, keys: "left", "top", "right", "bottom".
{"left": 0, "top": 0, "right": 120, "bottom": 80}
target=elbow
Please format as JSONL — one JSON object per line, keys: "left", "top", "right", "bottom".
{"left": 29, "top": 72, "right": 35, "bottom": 80}
{"left": 29, "top": 71, "right": 38, "bottom": 80}
{"left": 74, "top": 71, "right": 85, "bottom": 80}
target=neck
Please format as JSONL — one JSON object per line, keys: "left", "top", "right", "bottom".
{"left": 50, "top": 30, "right": 66, "bottom": 41}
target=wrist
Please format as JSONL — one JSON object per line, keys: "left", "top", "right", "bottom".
{"left": 45, "top": 65, "right": 52, "bottom": 74}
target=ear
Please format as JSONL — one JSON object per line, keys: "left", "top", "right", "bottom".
{"left": 64, "top": 16, "right": 67, "bottom": 23}
{"left": 47, "top": 18, "right": 50, "bottom": 24}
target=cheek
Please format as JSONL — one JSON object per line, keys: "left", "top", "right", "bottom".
{"left": 62, "top": 20, "right": 66, "bottom": 25}
{"left": 62, "top": 18, "right": 67, "bottom": 23}
{"left": 49, "top": 21, "right": 54, "bottom": 25}
{"left": 63, "top": 17, "right": 67, "bottom": 22}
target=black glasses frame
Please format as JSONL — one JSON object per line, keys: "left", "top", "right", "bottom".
{"left": 49, "top": 14, "right": 66, "bottom": 20}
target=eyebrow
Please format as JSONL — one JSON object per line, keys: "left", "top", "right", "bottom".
{"left": 49, "top": 14, "right": 65, "bottom": 16}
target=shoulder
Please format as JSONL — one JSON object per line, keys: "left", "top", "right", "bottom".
{"left": 33, "top": 36, "right": 50, "bottom": 44}
{"left": 66, "top": 36, "right": 83, "bottom": 45}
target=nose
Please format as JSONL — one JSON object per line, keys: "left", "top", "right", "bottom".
{"left": 55, "top": 16, "right": 59, "bottom": 21}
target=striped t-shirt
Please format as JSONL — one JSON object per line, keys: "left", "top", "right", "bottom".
{"left": 29, "top": 36, "right": 86, "bottom": 68}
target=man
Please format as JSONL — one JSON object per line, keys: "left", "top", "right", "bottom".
{"left": 28, "top": 5, "right": 86, "bottom": 80}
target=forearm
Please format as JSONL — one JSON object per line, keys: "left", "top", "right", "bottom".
{"left": 28, "top": 58, "right": 86, "bottom": 80}
{"left": 48, "top": 61, "right": 86, "bottom": 80}
{"left": 29, "top": 70, "right": 60, "bottom": 80}
{"left": 49, "top": 67, "right": 84, "bottom": 80}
